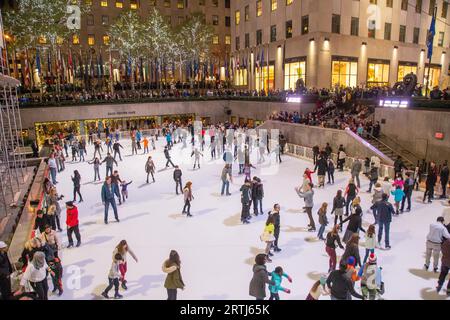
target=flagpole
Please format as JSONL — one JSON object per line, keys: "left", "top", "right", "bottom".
{"left": 426, "top": 6, "right": 437, "bottom": 98}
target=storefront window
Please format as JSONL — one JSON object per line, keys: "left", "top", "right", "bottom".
{"left": 256, "top": 65, "right": 275, "bottom": 93}
{"left": 424, "top": 65, "right": 441, "bottom": 89}
{"left": 367, "top": 61, "right": 390, "bottom": 86}
{"left": 234, "top": 68, "right": 248, "bottom": 86}
{"left": 284, "top": 60, "right": 306, "bottom": 90}
{"left": 397, "top": 63, "right": 417, "bottom": 82}
{"left": 331, "top": 58, "right": 358, "bottom": 88}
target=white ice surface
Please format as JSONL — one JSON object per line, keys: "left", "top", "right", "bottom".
{"left": 50, "top": 137, "right": 450, "bottom": 300}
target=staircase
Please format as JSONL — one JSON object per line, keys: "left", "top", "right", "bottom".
{"left": 365, "top": 134, "right": 417, "bottom": 170}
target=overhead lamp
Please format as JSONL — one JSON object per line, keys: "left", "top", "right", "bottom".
{"left": 324, "top": 37, "right": 330, "bottom": 42}
{"left": 309, "top": 38, "right": 315, "bottom": 42}
{"left": 362, "top": 42, "right": 367, "bottom": 46}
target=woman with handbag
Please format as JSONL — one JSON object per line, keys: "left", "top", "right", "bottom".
{"left": 261, "top": 215, "right": 276, "bottom": 263}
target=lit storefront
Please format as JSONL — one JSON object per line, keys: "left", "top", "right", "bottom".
{"left": 367, "top": 59, "right": 390, "bottom": 87}
{"left": 255, "top": 63, "right": 275, "bottom": 92}
{"left": 397, "top": 62, "right": 417, "bottom": 82}
{"left": 284, "top": 57, "right": 306, "bottom": 90}
{"left": 423, "top": 64, "right": 441, "bottom": 89}
{"left": 234, "top": 68, "right": 248, "bottom": 86}
{"left": 331, "top": 56, "right": 358, "bottom": 88}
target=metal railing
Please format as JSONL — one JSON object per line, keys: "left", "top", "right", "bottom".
{"left": 365, "top": 133, "right": 416, "bottom": 168}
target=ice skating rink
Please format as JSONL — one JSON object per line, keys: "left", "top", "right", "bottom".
{"left": 52, "top": 137, "right": 450, "bottom": 300}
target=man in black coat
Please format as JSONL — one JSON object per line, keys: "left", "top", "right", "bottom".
{"left": 173, "top": 166, "right": 183, "bottom": 195}
{"left": 164, "top": 146, "right": 176, "bottom": 168}
{"left": 424, "top": 162, "right": 438, "bottom": 203}
{"left": 314, "top": 153, "right": 328, "bottom": 188}
{"left": 440, "top": 161, "right": 449, "bottom": 199}
{"left": 112, "top": 141, "right": 124, "bottom": 161}
{"left": 240, "top": 180, "right": 252, "bottom": 224}
{"left": 0, "top": 241, "right": 13, "bottom": 300}
{"left": 270, "top": 204, "right": 282, "bottom": 252}
{"left": 34, "top": 209, "right": 50, "bottom": 234}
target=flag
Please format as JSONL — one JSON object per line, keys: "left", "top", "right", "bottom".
{"left": 68, "top": 50, "right": 73, "bottom": 78}
{"left": 47, "top": 51, "right": 52, "bottom": 76}
{"left": 36, "top": 49, "right": 41, "bottom": 75}
{"left": 127, "top": 56, "right": 132, "bottom": 77}
{"left": 282, "top": 44, "right": 286, "bottom": 72}
{"left": 427, "top": 15, "right": 436, "bottom": 60}
{"left": 24, "top": 50, "right": 30, "bottom": 87}
{"left": 109, "top": 51, "right": 113, "bottom": 81}
{"left": 99, "top": 52, "right": 104, "bottom": 78}
{"left": 260, "top": 47, "right": 264, "bottom": 70}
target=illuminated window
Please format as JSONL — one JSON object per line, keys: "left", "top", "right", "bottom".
{"left": 116, "top": 0, "right": 123, "bottom": 8}
{"left": 87, "top": 14, "right": 94, "bottom": 25}
{"left": 256, "top": 0, "right": 262, "bottom": 17}
{"left": 256, "top": 64, "right": 275, "bottom": 93}
{"left": 424, "top": 65, "right": 441, "bottom": 89}
{"left": 130, "top": 0, "right": 138, "bottom": 9}
{"left": 270, "top": 25, "right": 276, "bottom": 42}
{"left": 245, "top": 5, "right": 249, "bottom": 21}
{"left": 234, "top": 68, "right": 248, "bottom": 86}
{"left": 72, "top": 34, "right": 80, "bottom": 45}
{"left": 101, "top": 0, "right": 108, "bottom": 7}
{"left": 367, "top": 60, "right": 390, "bottom": 86}
{"left": 88, "top": 34, "right": 95, "bottom": 46}
{"left": 271, "top": 0, "right": 277, "bottom": 11}
{"left": 286, "top": 0, "right": 293, "bottom": 5}
{"left": 38, "top": 36, "right": 47, "bottom": 44}
{"left": 149, "top": 0, "right": 156, "bottom": 5}
{"left": 225, "top": 35, "right": 231, "bottom": 44}
{"left": 301, "top": 15, "right": 309, "bottom": 34}
{"left": 85, "top": 0, "right": 93, "bottom": 5}
{"left": 103, "top": 35, "right": 110, "bottom": 45}
{"left": 331, "top": 58, "right": 358, "bottom": 88}
{"left": 286, "top": 20, "right": 292, "bottom": 38}
{"left": 397, "top": 63, "right": 417, "bottom": 82}
{"left": 164, "top": 0, "right": 170, "bottom": 7}
{"left": 102, "top": 15, "right": 109, "bottom": 25}
{"left": 212, "top": 35, "right": 219, "bottom": 44}
{"left": 212, "top": 15, "right": 219, "bottom": 25}
{"left": 284, "top": 59, "right": 306, "bottom": 90}
{"left": 177, "top": 0, "right": 184, "bottom": 9}
{"left": 212, "top": 0, "right": 218, "bottom": 6}
{"left": 235, "top": 10, "right": 240, "bottom": 25}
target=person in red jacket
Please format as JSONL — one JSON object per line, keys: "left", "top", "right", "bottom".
{"left": 65, "top": 201, "right": 81, "bottom": 248}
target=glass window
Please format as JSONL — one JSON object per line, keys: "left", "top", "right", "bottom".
{"left": 87, "top": 14, "right": 94, "bottom": 25}
{"left": 399, "top": 25, "right": 406, "bottom": 42}
{"left": 367, "top": 61, "right": 390, "bottom": 86}
{"left": 413, "top": 27, "right": 420, "bottom": 44}
{"left": 102, "top": 15, "right": 109, "bottom": 25}
{"left": 271, "top": 0, "right": 277, "bottom": 11}
{"left": 150, "top": 0, "right": 157, "bottom": 6}
{"left": 369, "top": 0, "right": 377, "bottom": 4}
{"left": 72, "top": 34, "right": 80, "bottom": 45}
{"left": 351, "top": 17, "right": 359, "bottom": 36}
{"left": 397, "top": 64, "right": 417, "bottom": 82}
{"left": 245, "top": 6, "right": 249, "bottom": 21}
{"left": 368, "top": 20, "right": 376, "bottom": 38}
{"left": 212, "top": 15, "right": 219, "bottom": 25}
{"left": 235, "top": 36, "right": 240, "bottom": 50}
{"left": 286, "top": 0, "right": 293, "bottom": 5}
{"left": 85, "top": 0, "right": 93, "bottom": 5}
{"left": 115, "top": 0, "right": 123, "bottom": 8}
{"left": 386, "top": 0, "right": 393, "bottom": 8}
{"left": 256, "top": 64, "right": 275, "bottom": 92}
{"left": 401, "top": 0, "right": 408, "bottom": 10}
{"left": 270, "top": 25, "right": 276, "bottom": 42}
{"left": 332, "top": 59, "right": 358, "bottom": 88}
{"left": 88, "top": 34, "right": 95, "bottom": 46}
{"left": 225, "top": 16, "right": 231, "bottom": 27}
{"left": 332, "top": 14, "right": 340, "bottom": 34}
{"left": 164, "top": 0, "right": 170, "bottom": 7}
{"left": 438, "top": 32, "right": 444, "bottom": 47}
{"left": 234, "top": 68, "right": 248, "bottom": 86}
{"left": 301, "top": 15, "right": 309, "bottom": 35}
{"left": 256, "top": 0, "right": 262, "bottom": 17}
{"left": 284, "top": 60, "right": 306, "bottom": 90}
{"left": 235, "top": 10, "right": 240, "bottom": 25}
{"left": 225, "top": 0, "right": 230, "bottom": 8}
{"left": 212, "top": 35, "right": 219, "bottom": 44}
{"left": 415, "top": 0, "right": 422, "bottom": 13}
{"left": 101, "top": 0, "right": 108, "bottom": 7}
{"left": 225, "top": 35, "right": 231, "bottom": 45}
{"left": 384, "top": 22, "right": 391, "bottom": 40}
{"left": 103, "top": 35, "right": 110, "bottom": 45}
{"left": 443, "top": 1, "right": 448, "bottom": 18}
{"left": 212, "top": 0, "right": 218, "bottom": 7}
{"left": 177, "top": 0, "right": 184, "bottom": 9}
{"left": 130, "top": 0, "right": 138, "bottom": 9}
{"left": 256, "top": 29, "right": 262, "bottom": 45}
{"left": 245, "top": 33, "right": 250, "bottom": 48}
{"left": 424, "top": 65, "right": 441, "bottom": 89}
{"left": 286, "top": 20, "right": 292, "bottom": 39}
{"left": 429, "top": 0, "right": 436, "bottom": 15}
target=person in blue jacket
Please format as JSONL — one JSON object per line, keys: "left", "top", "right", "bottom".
{"left": 268, "top": 266, "right": 292, "bottom": 300}
{"left": 101, "top": 176, "right": 120, "bottom": 224}
{"left": 166, "top": 132, "right": 173, "bottom": 150}
{"left": 374, "top": 193, "right": 395, "bottom": 250}
{"left": 390, "top": 185, "right": 405, "bottom": 215}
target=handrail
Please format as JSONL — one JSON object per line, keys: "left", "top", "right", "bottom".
{"left": 378, "top": 133, "right": 421, "bottom": 162}
{"left": 366, "top": 133, "right": 416, "bottom": 167}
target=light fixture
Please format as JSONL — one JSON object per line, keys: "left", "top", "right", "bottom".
{"left": 309, "top": 38, "right": 315, "bottom": 42}
{"left": 443, "top": 51, "right": 447, "bottom": 55}
{"left": 362, "top": 42, "right": 367, "bottom": 46}
{"left": 379, "top": 99, "right": 409, "bottom": 108}
{"left": 277, "top": 45, "right": 282, "bottom": 48}
{"left": 421, "top": 49, "right": 425, "bottom": 52}
{"left": 324, "top": 37, "right": 330, "bottom": 42}
{"left": 394, "top": 46, "right": 398, "bottom": 49}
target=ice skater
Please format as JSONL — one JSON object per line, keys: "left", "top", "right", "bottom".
{"left": 120, "top": 180, "right": 133, "bottom": 203}
{"left": 101, "top": 176, "right": 120, "bottom": 224}
{"left": 174, "top": 166, "right": 183, "bottom": 195}
{"left": 113, "top": 140, "right": 124, "bottom": 161}
{"left": 88, "top": 157, "right": 101, "bottom": 181}
{"left": 71, "top": 170, "right": 83, "bottom": 203}
{"left": 101, "top": 253, "right": 123, "bottom": 299}
{"left": 101, "top": 153, "right": 118, "bottom": 177}
{"left": 240, "top": 180, "right": 252, "bottom": 224}
{"left": 220, "top": 164, "right": 232, "bottom": 196}
{"left": 143, "top": 136, "right": 149, "bottom": 154}
{"left": 112, "top": 240, "right": 138, "bottom": 290}
{"left": 182, "top": 181, "right": 194, "bottom": 217}
{"left": 145, "top": 156, "right": 156, "bottom": 183}
{"left": 268, "top": 267, "right": 292, "bottom": 300}
{"left": 191, "top": 148, "right": 203, "bottom": 170}
{"left": 93, "top": 139, "right": 103, "bottom": 159}
{"left": 164, "top": 146, "right": 176, "bottom": 168}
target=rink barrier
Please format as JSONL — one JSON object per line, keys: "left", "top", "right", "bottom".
{"left": 285, "top": 143, "right": 396, "bottom": 179}
{"left": 8, "top": 159, "right": 48, "bottom": 267}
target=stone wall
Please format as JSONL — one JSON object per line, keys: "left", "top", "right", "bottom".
{"left": 374, "top": 108, "right": 450, "bottom": 163}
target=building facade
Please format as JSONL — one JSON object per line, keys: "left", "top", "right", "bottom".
{"left": 231, "top": 0, "right": 450, "bottom": 91}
